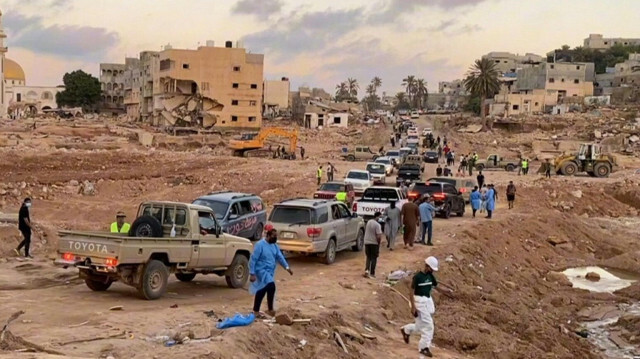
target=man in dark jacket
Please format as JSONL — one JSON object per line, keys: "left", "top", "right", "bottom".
{"left": 15, "top": 198, "right": 33, "bottom": 258}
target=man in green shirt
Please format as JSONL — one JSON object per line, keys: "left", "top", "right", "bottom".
{"left": 400, "top": 256, "right": 445, "bottom": 357}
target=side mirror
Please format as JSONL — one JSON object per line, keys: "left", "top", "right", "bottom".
{"left": 215, "top": 226, "right": 222, "bottom": 237}
{"left": 352, "top": 212, "right": 359, "bottom": 218}
{"left": 229, "top": 214, "right": 239, "bottom": 220}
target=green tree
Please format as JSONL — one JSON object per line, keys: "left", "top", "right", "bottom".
{"left": 56, "top": 70, "right": 101, "bottom": 111}
{"left": 347, "top": 78, "right": 359, "bottom": 100}
{"left": 335, "top": 82, "right": 349, "bottom": 101}
{"left": 371, "top": 76, "right": 382, "bottom": 92}
{"left": 463, "top": 58, "right": 500, "bottom": 117}
{"left": 415, "top": 79, "right": 428, "bottom": 109}
{"left": 395, "top": 92, "right": 410, "bottom": 110}
{"left": 402, "top": 75, "right": 416, "bottom": 108}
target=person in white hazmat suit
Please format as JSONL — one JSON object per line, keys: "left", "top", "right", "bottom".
{"left": 400, "top": 256, "right": 450, "bottom": 357}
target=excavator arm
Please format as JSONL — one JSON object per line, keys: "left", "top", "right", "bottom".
{"left": 229, "top": 127, "right": 299, "bottom": 158}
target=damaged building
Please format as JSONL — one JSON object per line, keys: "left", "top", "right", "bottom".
{"left": 153, "top": 41, "right": 264, "bottom": 130}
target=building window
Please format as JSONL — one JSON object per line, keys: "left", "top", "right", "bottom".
{"left": 250, "top": 84, "right": 258, "bottom": 89}
{"left": 512, "top": 105, "right": 519, "bottom": 110}
{"left": 604, "top": 42, "right": 608, "bottom": 45}
{"left": 182, "top": 63, "right": 190, "bottom": 69}
{"left": 231, "top": 116, "right": 238, "bottom": 122}
{"left": 249, "top": 116, "right": 256, "bottom": 122}
{"left": 576, "top": 65, "right": 581, "bottom": 70}
{"left": 534, "top": 102, "right": 539, "bottom": 106}
{"left": 232, "top": 83, "right": 239, "bottom": 88}
{"left": 201, "top": 82, "right": 210, "bottom": 91}
{"left": 231, "top": 100, "right": 239, "bottom": 105}
{"left": 233, "top": 66, "right": 240, "bottom": 72}
{"left": 159, "top": 59, "right": 172, "bottom": 71}
{"left": 574, "top": 79, "right": 580, "bottom": 84}
{"left": 561, "top": 78, "right": 565, "bottom": 82}
{"left": 249, "top": 101, "right": 256, "bottom": 106}
{"left": 495, "top": 60, "right": 500, "bottom": 63}
{"left": 550, "top": 64, "right": 554, "bottom": 69}
{"left": 549, "top": 78, "right": 555, "bottom": 83}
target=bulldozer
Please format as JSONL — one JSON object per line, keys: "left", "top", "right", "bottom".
{"left": 554, "top": 143, "right": 617, "bottom": 178}
{"left": 228, "top": 127, "right": 298, "bottom": 159}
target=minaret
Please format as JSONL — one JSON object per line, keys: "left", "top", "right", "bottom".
{"left": 0, "top": 8, "right": 7, "bottom": 117}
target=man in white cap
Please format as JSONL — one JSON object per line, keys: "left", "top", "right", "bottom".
{"left": 400, "top": 256, "right": 443, "bottom": 357}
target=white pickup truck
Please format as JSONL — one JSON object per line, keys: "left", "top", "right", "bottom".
{"left": 352, "top": 186, "right": 408, "bottom": 221}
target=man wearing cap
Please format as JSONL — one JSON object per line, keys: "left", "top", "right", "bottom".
{"left": 401, "top": 256, "right": 441, "bottom": 357}
{"left": 249, "top": 225, "right": 293, "bottom": 318}
{"left": 110, "top": 212, "right": 131, "bottom": 233}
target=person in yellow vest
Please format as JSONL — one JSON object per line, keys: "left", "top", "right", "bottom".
{"left": 110, "top": 211, "right": 131, "bottom": 233}
{"left": 522, "top": 158, "right": 529, "bottom": 176}
{"left": 317, "top": 165, "right": 323, "bottom": 186}
{"left": 335, "top": 191, "right": 348, "bottom": 204}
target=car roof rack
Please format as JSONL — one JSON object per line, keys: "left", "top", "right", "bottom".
{"left": 231, "top": 193, "right": 255, "bottom": 199}
{"left": 207, "top": 190, "right": 233, "bottom": 195}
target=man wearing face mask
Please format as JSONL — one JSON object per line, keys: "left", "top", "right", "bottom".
{"left": 249, "top": 225, "right": 293, "bottom": 318}
{"left": 15, "top": 198, "right": 34, "bottom": 258}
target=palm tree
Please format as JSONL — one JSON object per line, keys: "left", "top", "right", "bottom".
{"left": 371, "top": 77, "right": 382, "bottom": 92}
{"left": 415, "top": 79, "right": 428, "bottom": 109}
{"left": 335, "top": 82, "right": 348, "bottom": 101}
{"left": 347, "top": 78, "right": 359, "bottom": 100}
{"left": 395, "top": 92, "right": 408, "bottom": 110}
{"left": 402, "top": 76, "right": 417, "bottom": 108}
{"left": 366, "top": 83, "right": 376, "bottom": 96}
{"left": 463, "top": 58, "right": 500, "bottom": 117}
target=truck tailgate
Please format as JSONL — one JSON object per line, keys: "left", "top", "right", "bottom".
{"left": 58, "top": 231, "right": 123, "bottom": 261}
{"left": 356, "top": 201, "right": 390, "bottom": 217}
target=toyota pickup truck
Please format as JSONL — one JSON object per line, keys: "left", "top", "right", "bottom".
{"left": 475, "top": 154, "right": 519, "bottom": 172}
{"left": 55, "top": 201, "right": 253, "bottom": 300}
{"left": 352, "top": 186, "right": 408, "bottom": 221}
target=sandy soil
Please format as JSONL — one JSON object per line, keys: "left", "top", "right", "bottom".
{"left": 1, "top": 115, "right": 640, "bottom": 358}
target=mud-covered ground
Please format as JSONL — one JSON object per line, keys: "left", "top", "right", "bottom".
{"left": 1, "top": 115, "right": 640, "bottom": 359}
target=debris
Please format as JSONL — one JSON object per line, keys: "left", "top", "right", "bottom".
{"left": 361, "top": 333, "right": 377, "bottom": 340}
{"left": 59, "top": 331, "right": 128, "bottom": 345}
{"left": 334, "top": 326, "right": 365, "bottom": 344}
{"left": 109, "top": 306, "right": 124, "bottom": 311}
{"left": 388, "top": 270, "right": 412, "bottom": 281}
{"left": 170, "top": 304, "right": 179, "bottom": 308}
{"left": 389, "top": 287, "right": 412, "bottom": 309}
{"left": 68, "top": 321, "right": 89, "bottom": 328}
{"left": 585, "top": 272, "right": 601, "bottom": 281}
{"left": 334, "top": 332, "right": 348, "bottom": 354}
{"left": 546, "top": 236, "right": 568, "bottom": 246}
{"left": 339, "top": 282, "right": 356, "bottom": 290}
{"left": 298, "top": 339, "right": 307, "bottom": 349}
{"left": 571, "top": 190, "right": 583, "bottom": 198}
{"left": 275, "top": 313, "right": 294, "bottom": 326}
{"left": 458, "top": 124, "right": 483, "bottom": 133}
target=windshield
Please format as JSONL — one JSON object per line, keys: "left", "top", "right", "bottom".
{"left": 428, "top": 177, "right": 455, "bottom": 186}
{"left": 319, "top": 183, "right": 344, "bottom": 192}
{"left": 363, "top": 188, "right": 399, "bottom": 201}
{"left": 193, "top": 199, "right": 229, "bottom": 219}
{"left": 418, "top": 183, "right": 444, "bottom": 194}
{"left": 399, "top": 165, "right": 421, "bottom": 172}
{"left": 366, "top": 164, "right": 385, "bottom": 173}
{"left": 408, "top": 135, "right": 418, "bottom": 140}
{"left": 426, "top": 151, "right": 437, "bottom": 156}
{"left": 386, "top": 151, "right": 399, "bottom": 157}
{"left": 347, "top": 171, "right": 369, "bottom": 180}
{"left": 376, "top": 159, "right": 390, "bottom": 165}
{"left": 269, "top": 207, "right": 311, "bottom": 225}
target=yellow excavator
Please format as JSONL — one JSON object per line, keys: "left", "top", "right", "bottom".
{"left": 554, "top": 143, "right": 617, "bottom": 178}
{"left": 228, "top": 127, "right": 299, "bottom": 159}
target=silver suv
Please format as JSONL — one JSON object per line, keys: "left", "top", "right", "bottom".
{"left": 268, "top": 199, "right": 365, "bottom": 264}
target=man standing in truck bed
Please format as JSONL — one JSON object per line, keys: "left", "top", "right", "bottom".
{"left": 110, "top": 211, "right": 130, "bottom": 233}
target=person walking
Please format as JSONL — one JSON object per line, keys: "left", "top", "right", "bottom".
{"left": 400, "top": 256, "right": 448, "bottom": 357}
{"left": 470, "top": 186, "right": 481, "bottom": 218}
{"left": 384, "top": 202, "right": 401, "bottom": 250}
{"left": 327, "top": 163, "right": 336, "bottom": 182}
{"left": 435, "top": 165, "right": 443, "bottom": 177}
{"left": 485, "top": 184, "right": 496, "bottom": 219}
{"left": 316, "top": 165, "right": 323, "bottom": 186}
{"left": 300, "top": 146, "right": 305, "bottom": 160}
{"left": 517, "top": 156, "right": 522, "bottom": 176}
{"left": 401, "top": 198, "right": 420, "bottom": 251}
{"left": 522, "top": 158, "right": 529, "bottom": 175}
{"left": 15, "top": 198, "right": 33, "bottom": 258}
{"left": 479, "top": 184, "right": 488, "bottom": 213}
{"left": 364, "top": 212, "right": 383, "bottom": 278}
{"left": 249, "top": 226, "right": 293, "bottom": 318}
{"left": 391, "top": 136, "right": 396, "bottom": 148}
{"left": 506, "top": 181, "right": 516, "bottom": 209}
{"left": 418, "top": 196, "right": 436, "bottom": 246}
{"left": 110, "top": 211, "right": 130, "bottom": 233}
{"left": 544, "top": 158, "right": 552, "bottom": 179}
{"left": 467, "top": 155, "right": 474, "bottom": 176}
{"left": 437, "top": 145, "right": 442, "bottom": 161}
{"left": 443, "top": 166, "right": 452, "bottom": 177}
{"left": 476, "top": 171, "right": 485, "bottom": 188}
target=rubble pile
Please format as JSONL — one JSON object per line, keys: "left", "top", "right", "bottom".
{"left": 155, "top": 94, "right": 224, "bottom": 129}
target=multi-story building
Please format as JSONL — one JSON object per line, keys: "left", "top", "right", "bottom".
{"left": 122, "top": 51, "right": 159, "bottom": 121}
{"left": 99, "top": 63, "right": 126, "bottom": 113}
{"left": 153, "top": 41, "right": 264, "bottom": 129}
{"left": 612, "top": 53, "right": 640, "bottom": 87}
{"left": 438, "top": 79, "right": 468, "bottom": 96}
{"left": 263, "top": 78, "right": 290, "bottom": 109}
{"left": 482, "top": 52, "right": 545, "bottom": 75}
{"left": 584, "top": 34, "right": 640, "bottom": 50}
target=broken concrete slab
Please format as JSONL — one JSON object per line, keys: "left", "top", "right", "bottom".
{"left": 187, "top": 99, "right": 198, "bottom": 112}
{"left": 161, "top": 111, "right": 177, "bottom": 126}
{"left": 138, "top": 131, "right": 154, "bottom": 147}
{"left": 163, "top": 95, "right": 188, "bottom": 112}
{"left": 202, "top": 97, "right": 224, "bottom": 112}
{"left": 458, "top": 124, "right": 483, "bottom": 133}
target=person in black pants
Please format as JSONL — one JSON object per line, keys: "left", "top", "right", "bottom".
{"left": 363, "top": 212, "right": 383, "bottom": 278}
{"left": 15, "top": 198, "right": 33, "bottom": 258}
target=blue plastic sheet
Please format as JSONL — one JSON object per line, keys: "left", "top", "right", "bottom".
{"left": 216, "top": 313, "right": 256, "bottom": 329}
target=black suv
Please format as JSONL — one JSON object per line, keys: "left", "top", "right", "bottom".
{"left": 423, "top": 151, "right": 438, "bottom": 163}
{"left": 396, "top": 164, "right": 422, "bottom": 186}
{"left": 408, "top": 181, "right": 465, "bottom": 218}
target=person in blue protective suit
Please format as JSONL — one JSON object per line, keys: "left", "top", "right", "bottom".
{"left": 485, "top": 184, "right": 496, "bottom": 219}
{"left": 469, "top": 186, "right": 482, "bottom": 218}
{"left": 249, "top": 225, "right": 293, "bottom": 318}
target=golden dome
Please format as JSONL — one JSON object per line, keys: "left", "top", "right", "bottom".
{"left": 4, "top": 58, "right": 26, "bottom": 82}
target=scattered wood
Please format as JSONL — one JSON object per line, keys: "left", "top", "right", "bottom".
{"left": 58, "top": 331, "right": 127, "bottom": 346}
{"left": 361, "top": 333, "right": 377, "bottom": 340}
{"left": 262, "top": 318, "right": 311, "bottom": 324}
{"left": 389, "top": 287, "right": 412, "bottom": 309}
{"left": 108, "top": 306, "right": 124, "bottom": 311}
{"left": 334, "top": 332, "right": 348, "bottom": 354}
{"left": 1, "top": 311, "right": 65, "bottom": 355}
{"left": 1, "top": 310, "right": 25, "bottom": 341}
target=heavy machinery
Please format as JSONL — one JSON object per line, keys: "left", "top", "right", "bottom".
{"left": 554, "top": 143, "right": 617, "bottom": 178}
{"left": 228, "top": 127, "right": 298, "bottom": 159}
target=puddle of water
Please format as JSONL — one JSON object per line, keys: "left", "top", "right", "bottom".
{"left": 562, "top": 266, "right": 638, "bottom": 293}
{"left": 583, "top": 303, "right": 640, "bottom": 359}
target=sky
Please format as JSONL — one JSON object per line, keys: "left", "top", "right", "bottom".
{"left": 1, "top": 0, "right": 639, "bottom": 96}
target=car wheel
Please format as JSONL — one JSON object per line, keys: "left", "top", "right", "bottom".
{"left": 322, "top": 238, "right": 337, "bottom": 265}
{"left": 352, "top": 229, "right": 364, "bottom": 252}
{"left": 225, "top": 254, "right": 249, "bottom": 288}
{"left": 443, "top": 203, "right": 451, "bottom": 219}
{"left": 347, "top": 155, "right": 355, "bottom": 161}
{"left": 594, "top": 163, "right": 610, "bottom": 178}
{"left": 175, "top": 272, "right": 197, "bottom": 282}
{"left": 505, "top": 164, "right": 515, "bottom": 172}
{"left": 137, "top": 259, "right": 169, "bottom": 300}
{"left": 252, "top": 223, "right": 263, "bottom": 241}
{"left": 85, "top": 277, "right": 113, "bottom": 291}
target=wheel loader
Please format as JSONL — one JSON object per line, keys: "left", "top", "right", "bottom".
{"left": 554, "top": 143, "right": 617, "bottom": 178}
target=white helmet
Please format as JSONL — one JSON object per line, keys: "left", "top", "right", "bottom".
{"left": 425, "top": 256, "right": 439, "bottom": 271}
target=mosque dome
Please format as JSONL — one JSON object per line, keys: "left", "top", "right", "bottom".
{"left": 4, "top": 58, "right": 26, "bottom": 82}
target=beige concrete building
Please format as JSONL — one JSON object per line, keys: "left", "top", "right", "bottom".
{"left": 263, "top": 78, "right": 290, "bottom": 109}
{"left": 122, "top": 51, "right": 159, "bottom": 121}
{"left": 153, "top": 41, "right": 264, "bottom": 129}
{"left": 584, "top": 34, "right": 640, "bottom": 50}
{"left": 438, "top": 79, "right": 467, "bottom": 95}
{"left": 489, "top": 89, "right": 559, "bottom": 116}
{"left": 482, "top": 52, "right": 545, "bottom": 75}
{"left": 517, "top": 62, "right": 594, "bottom": 100}
{"left": 100, "top": 63, "right": 126, "bottom": 113}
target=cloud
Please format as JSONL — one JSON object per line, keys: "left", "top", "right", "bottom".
{"left": 243, "top": 7, "right": 365, "bottom": 58}
{"left": 445, "top": 24, "right": 483, "bottom": 36}
{"left": 3, "top": 12, "right": 119, "bottom": 60}
{"left": 368, "top": 0, "right": 489, "bottom": 24}
{"left": 231, "top": 0, "right": 283, "bottom": 20}
{"left": 428, "top": 19, "right": 457, "bottom": 31}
